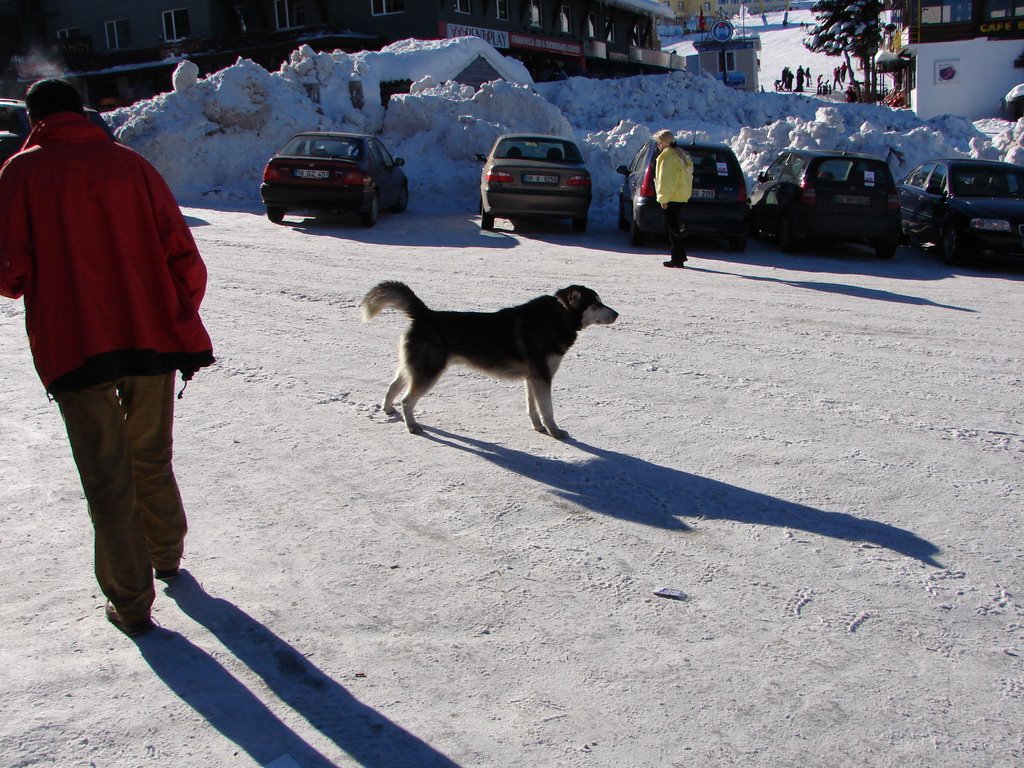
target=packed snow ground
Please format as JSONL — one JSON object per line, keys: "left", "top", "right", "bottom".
{"left": 2, "top": 14, "right": 1023, "bottom": 768}
{"left": 2, "top": 204, "right": 1022, "bottom": 767}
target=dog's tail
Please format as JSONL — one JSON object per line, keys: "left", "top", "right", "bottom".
{"left": 360, "top": 281, "right": 431, "bottom": 322}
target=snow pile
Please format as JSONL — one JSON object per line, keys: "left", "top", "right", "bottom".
{"left": 105, "top": 32, "right": 1013, "bottom": 213}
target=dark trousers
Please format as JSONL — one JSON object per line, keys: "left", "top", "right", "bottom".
{"left": 663, "top": 202, "right": 687, "bottom": 262}
{"left": 54, "top": 373, "right": 188, "bottom": 622}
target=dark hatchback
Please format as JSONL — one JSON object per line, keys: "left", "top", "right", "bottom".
{"left": 749, "top": 149, "right": 902, "bottom": 258}
{"left": 260, "top": 132, "right": 408, "bottom": 226}
{"left": 898, "top": 158, "right": 1024, "bottom": 264}
{"left": 616, "top": 139, "right": 749, "bottom": 251}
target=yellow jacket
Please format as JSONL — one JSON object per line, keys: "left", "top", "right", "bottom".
{"left": 655, "top": 146, "right": 694, "bottom": 204}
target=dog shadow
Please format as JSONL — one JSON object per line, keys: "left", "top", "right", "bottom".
{"left": 137, "top": 571, "right": 460, "bottom": 768}
{"left": 422, "top": 429, "right": 942, "bottom": 567}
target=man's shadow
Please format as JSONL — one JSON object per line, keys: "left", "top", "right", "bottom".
{"left": 138, "top": 571, "right": 459, "bottom": 768}
{"left": 423, "top": 429, "right": 942, "bottom": 567}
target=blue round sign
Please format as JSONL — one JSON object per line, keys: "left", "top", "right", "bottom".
{"left": 709, "top": 20, "right": 734, "bottom": 43}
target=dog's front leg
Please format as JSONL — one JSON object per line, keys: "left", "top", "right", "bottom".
{"left": 525, "top": 381, "right": 545, "bottom": 433}
{"left": 527, "top": 378, "right": 566, "bottom": 439}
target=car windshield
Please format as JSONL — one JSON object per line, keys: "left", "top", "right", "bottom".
{"left": 690, "top": 149, "right": 737, "bottom": 182}
{"left": 950, "top": 166, "right": 1024, "bottom": 198}
{"left": 496, "top": 138, "right": 582, "bottom": 163}
{"left": 280, "top": 136, "right": 363, "bottom": 160}
{"left": 810, "top": 158, "right": 893, "bottom": 190}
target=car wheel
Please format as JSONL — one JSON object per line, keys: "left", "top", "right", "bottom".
{"left": 618, "top": 198, "right": 629, "bottom": 231}
{"left": 941, "top": 224, "right": 963, "bottom": 265}
{"left": 629, "top": 213, "right": 644, "bottom": 246}
{"left": 777, "top": 213, "right": 798, "bottom": 253}
{"left": 361, "top": 193, "right": 379, "bottom": 227}
{"left": 391, "top": 183, "right": 408, "bottom": 213}
{"left": 480, "top": 199, "right": 495, "bottom": 231}
{"left": 572, "top": 216, "right": 587, "bottom": 233}
{"left": 875, "top": 240, "right": 897, "bottom": 259}
{"left": 729, "top": 236, "right": 747, "bottom": 252}
{"left": 266, "top": 206, "right": 285, "bottom": 224}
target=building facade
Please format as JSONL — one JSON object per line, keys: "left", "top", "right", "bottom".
{"left": 886, "top": 0, "right": 1024, "bottom": 119}
{"left": 0, "top": 0, "right": 679, "bottom": 105}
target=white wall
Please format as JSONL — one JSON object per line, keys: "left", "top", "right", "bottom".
{"left": 912, "top": 37, "right": 1022, "bottom": 120}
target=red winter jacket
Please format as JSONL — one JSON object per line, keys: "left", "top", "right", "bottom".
{"left": 0, "top": 112, "right": 213, "bottom": 393}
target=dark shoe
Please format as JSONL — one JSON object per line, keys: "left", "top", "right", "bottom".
{"left": 105, "top": 603, "right": 155, "bottom": 637}
{"left": 154, "top": 567, "right": 180, "bottom": 580}
{"left": 663, "top": 260, "right": 686, "bottom": 268}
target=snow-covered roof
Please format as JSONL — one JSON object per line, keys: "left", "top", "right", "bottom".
{"left": 607, "top": 0, "right": 676, "bottom": 20}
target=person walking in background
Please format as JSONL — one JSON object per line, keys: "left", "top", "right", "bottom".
{"left": 653, "top": 129, "right": 694, "bottom": 268}
{"left": 0, "top": 79, "right": 215, "bottom": 637}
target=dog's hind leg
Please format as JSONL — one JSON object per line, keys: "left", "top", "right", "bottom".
{"left": 382, "top": 370, "right": 408, "bottom": 416}
{"left": 526, "top": 377, "right": 566, "bottom": 440}
{"left": 399, "top": 366, "right": 445, "bottom": 435}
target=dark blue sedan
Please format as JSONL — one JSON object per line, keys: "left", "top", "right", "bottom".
{"left": 898, "top": 158, "right": 1024, "bottom": 264}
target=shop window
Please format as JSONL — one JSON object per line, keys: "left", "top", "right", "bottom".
{"left": 921, "top": 0, "right": 971, "bottom": 22}
{"left": 987, "top": 0, "right": 1024, "bottom": 16}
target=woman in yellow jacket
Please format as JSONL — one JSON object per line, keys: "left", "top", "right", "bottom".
{"left": 654, "top": 129, "right": 694, "bottom": 268}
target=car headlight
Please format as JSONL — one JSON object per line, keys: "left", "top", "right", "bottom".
{"left": 969, "top": 218, "right": 1011, "bottom": 232}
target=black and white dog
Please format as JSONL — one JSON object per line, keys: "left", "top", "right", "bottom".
{"left": 360, "top": 281, "right": 618, "bottom": 438}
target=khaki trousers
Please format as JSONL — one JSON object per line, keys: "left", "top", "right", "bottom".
{"left": 55, "top": 373, "right": 188, "bottom": 623}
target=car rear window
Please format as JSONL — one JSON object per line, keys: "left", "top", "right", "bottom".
{"left": 281, "top": 136, "right": 363, "bottom": 159}
{"left": 496, "top": 138, "right": 582, "bottom": 163}
{"left": 810, "top": 158, "right": 893, "bottom": 190}
{"left": 690, "top": 149, "right": 740, "bottom": 182}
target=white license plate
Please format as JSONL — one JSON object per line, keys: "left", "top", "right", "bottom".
{"left": 691, "top": 188, "right": 715, "bottom": 199}
{"left": 835, "top": 194, "right": 869, "bottom": 205}
{"left": 295, "top": 168, "right": 330, "bottom": 179}
{"left": 522, "top": 174, "right": 558, "bottom": 184}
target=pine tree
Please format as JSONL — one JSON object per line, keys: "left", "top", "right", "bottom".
{"left": 803, "top": 0, "right": 885, "bottom": 100}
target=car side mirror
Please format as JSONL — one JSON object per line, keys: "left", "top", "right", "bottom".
{"left": 474, "top": 153, "right": 488, "bottom": 162}
{"left": 757, "top": 170, "right": 770, "bottom": 183}
{"left": 616, "top": 164, "right": 630, "bottom": 175}
{"left": 393, "top": 157, "right": 405, "bottom": 166}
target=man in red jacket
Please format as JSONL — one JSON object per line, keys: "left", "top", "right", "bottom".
{"left": 0, "top": 79, "right": 214, "bottom": 637}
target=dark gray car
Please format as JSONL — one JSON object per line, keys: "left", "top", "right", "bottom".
{"left": 749, "top": 149, "right": 902, "bottom": 258}
{"left": 617, "top": 139, "right": 750, "bottom": 252}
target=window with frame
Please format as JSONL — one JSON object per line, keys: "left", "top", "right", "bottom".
{"left": 57, "top": 27, "right": 80, "bottom": 39}
{"left": 162, "top": 9, "right": 190, "bottom": 41}
{"left": 234, "top": 4, "right": 251, "bottom": 32}
{"left": 605, "top": 18, "right": 616, "bottom": 42}
{"left": 372, "top": 0, "right": 404, "bottom": 14}
{"left": 920, "top": 0, "right": 971, "bottom": 22}
{"left": 530, "top": 0, "right": 542, "bottom": 27}
{"left": 559, "top": 5, "right": 571, "bottom": 32}
{"left": 275, "top": 0, "right": 305, "bottom": 28}
{"left": 586, "top": 12, "right": 596, "bottom": 37}
{"left": 456, "top": 0, "right": 470, "bottom": 13}
{"left": 985, "top": 0, "right": 1024, "bottom": 16}
{"left": 495, "top": 0, "right": 508, "bottom": 19}
{"left": 105, "top": 18, "right": 131, "bottom": 50}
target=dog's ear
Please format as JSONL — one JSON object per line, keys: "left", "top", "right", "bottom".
{"left": 555, "top": 286, "right": 584, "bottom": 309}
